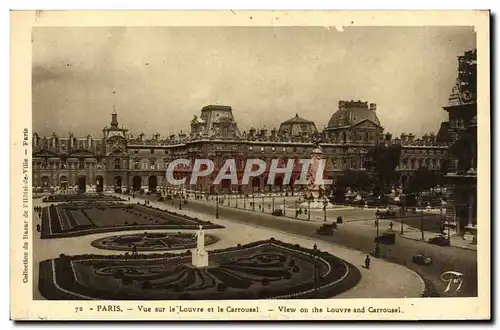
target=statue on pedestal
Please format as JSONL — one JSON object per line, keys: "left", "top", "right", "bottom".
{"left": 191, "top": 225, "right": 209, "bottom": 268}
{"left": 298, "top": 138, "right": 336, "bottom": 210}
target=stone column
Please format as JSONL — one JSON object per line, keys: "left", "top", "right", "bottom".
{"left": 73, "top": 163, "right": 78, "bottom": 187}
{"left": 49, "top": 162, "right": 55, "bottom": 187}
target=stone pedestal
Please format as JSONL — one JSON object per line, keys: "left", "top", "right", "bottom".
{"left": 191, "top": 251, "right": 209, "bottom": 268}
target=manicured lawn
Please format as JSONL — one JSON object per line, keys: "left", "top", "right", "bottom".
{"left": 40, "top": 202, "right": 224, "bottom": 239}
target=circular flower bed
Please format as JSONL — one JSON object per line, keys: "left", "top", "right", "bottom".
{"left": 90, "top": 232, "right": 219, "bottom": 251}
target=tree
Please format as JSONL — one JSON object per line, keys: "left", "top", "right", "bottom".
{"left": 337, "top": 170, "right": 372, "bottom": 193}
{"left": 407, "top": 167, "right": 437, "bottom": 196}
{"left": 364, "top": 134, "right": 402, "bottom": 196}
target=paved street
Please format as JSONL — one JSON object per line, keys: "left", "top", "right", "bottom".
{"left": 138, "top": 194, "right": 478, "bottom": 297}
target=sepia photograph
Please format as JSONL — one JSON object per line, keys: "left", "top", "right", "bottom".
{"left": 10, "top": 10, "right": 490, "bottom": 320}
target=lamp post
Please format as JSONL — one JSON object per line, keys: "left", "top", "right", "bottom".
{"left": 283, "top": 199, "right": 286, "bottom": 216}
{"left": 400, "top": 194, "right": 405, "bottom": 235}
{"left": 308, "top": 200, "right": 311, "bottom": 221}
{"left": 253, "top": 194, "right": 255, "bottom": 212}
{"left": 323, "top": 200, "right": 328, "bottom": 222}
{"left": 420, "top": 210, "right": 424, "bottom": 240}
{"left": 262, "top": 195, "right": 265, "bottom": 213}
{"left": 215, "top": 192, "right": 219, "bottom": 219}
{"left": 375, "top": 214, "right": 380, "bottom": 257}
{"left": 272, "top": 197, "right": 275, "bottom": 212}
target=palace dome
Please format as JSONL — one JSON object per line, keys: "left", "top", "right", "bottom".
{"left": 327, "top": 100, "right": 381, "bottom": 129}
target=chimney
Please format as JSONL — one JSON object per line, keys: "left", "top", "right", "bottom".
{"left": 422, "top": 134, "right": 429, "bottom": 145}
{"left": 400, "top": 133, "right": 407, "bottom": 144}
{"left": 33, "top": 133, "right": 39, "bottom": 147}
{"left": 429, "top": 133, "right": 436, "bottom": 144}
{"left": 369, "top": 103, "right": 377, "bottom": 112}
{"left": 408, "top": 133, "right": 415, "bottom": 142}
{"left": 249, "top": 127, "right": 256, "bottom": 138}
{"left": 338, "top": 101, "right": 346, "bottom": 110}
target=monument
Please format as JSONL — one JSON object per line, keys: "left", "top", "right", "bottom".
{"left": 300, "top": 139, "right": 336, "bottom": 209}
{"left": 191, "top": 225, "right": 209, "bottom": 268}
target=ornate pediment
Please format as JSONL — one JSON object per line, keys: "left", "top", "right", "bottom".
{"left": 352, "top": 119, "right": 381, "bottom": 129}
{"left": 107, "top": 135, "right": 126, "bottom": 142}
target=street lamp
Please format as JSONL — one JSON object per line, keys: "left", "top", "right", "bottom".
{"left": 283, "top": 198, "right": 286, "bottom": 216}
{"left": 323, "top": 200, "right": 328, "bottom": 222}
{"left": 215, "top": 192, "right": 219, "bottom": 219}
{"left": 252, "top": 194, "right": 255, "bottom": 212}
{"left": 308, "top": 200, "right": 311, "bottom": 221}
{"left": 272, "top": 197, "right": 275, "bottom": 212}
{"left": 375, "top": 214, "right": 380, "bottom": 257}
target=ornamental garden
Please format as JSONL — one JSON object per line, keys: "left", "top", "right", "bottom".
{"left": 36, "top": 193, "right": 362, "bottom": 300}
{"left": 39, "top": 238, "right": 360, "bottom": 300}
{"left": 40, "top": 201, "right": 223, "bottom": 239}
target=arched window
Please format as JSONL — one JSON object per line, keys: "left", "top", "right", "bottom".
{"left": 133, "top": 158, "right": 141, "bottom": 170}
{"left": 402, "top": 158, "right": 408, "bottom": 169}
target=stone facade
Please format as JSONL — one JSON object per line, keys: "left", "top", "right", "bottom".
{"left": 33, "top": 102, "right": 448, "bottom": 194}
{"left": 441, "top": 49, "right": 478, "bottom": 233}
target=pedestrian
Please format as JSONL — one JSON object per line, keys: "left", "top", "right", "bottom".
{"left": 132, "top": 244, "right": 138, "bottom": 256}
{"left": 389, "top": 222, "right": 393, "bottom": 230}
{"left": 365, "top": 255, "right": 371, "bottom": 269}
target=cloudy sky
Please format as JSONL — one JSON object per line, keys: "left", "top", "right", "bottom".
{"left": 32, "top": 26, "right": 476, "bottom": 138}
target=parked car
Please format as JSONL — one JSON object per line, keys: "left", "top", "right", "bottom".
{"left": 376, "top": 209, "right": 397, "bottom": 219}
{"left": 374, "top": 232, "right": 396, "bottom": 244}
{"left": 317, "top": 223, "right": 337, "bottom": 236}
{"left": 428, "top": 234, "right": 450, "bottom": 246}
{"left": 272, "top": 209, "right": 284, "bottom": 216}
{"left": 412, "top": 253, "right": 433, "bottom": 265}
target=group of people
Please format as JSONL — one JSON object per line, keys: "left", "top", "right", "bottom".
{"left": 294, "top": 208, "right": 308, "bottom": 218}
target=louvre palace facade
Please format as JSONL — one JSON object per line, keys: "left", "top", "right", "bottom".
{"left": 32, "top": 101, "right": 449, "bottom": 194}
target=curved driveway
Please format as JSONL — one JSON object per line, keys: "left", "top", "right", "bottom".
{"left": 145, "top": 196, "right": 477, "bottom": 297}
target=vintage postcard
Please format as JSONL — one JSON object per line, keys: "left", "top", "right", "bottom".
{"left": 10, "top": 10, "right": 490, "bottom": 321}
